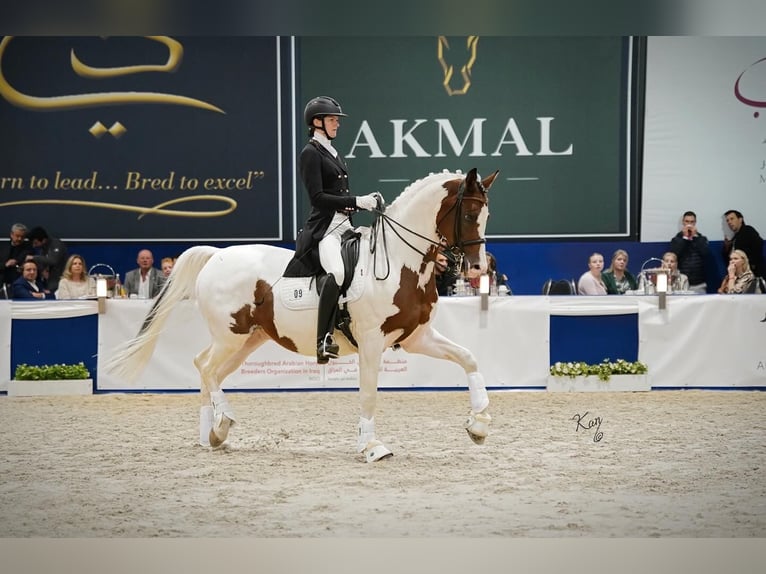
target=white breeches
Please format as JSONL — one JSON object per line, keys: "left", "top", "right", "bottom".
{"left": 319, "top": 214, "right": 352, "bottom": 285}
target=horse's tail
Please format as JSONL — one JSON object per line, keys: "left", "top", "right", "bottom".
{"left": 103, "top": 245, "right": 220, "bottom": 381}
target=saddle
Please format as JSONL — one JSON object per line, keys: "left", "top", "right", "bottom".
{"left": 278, "top": 229, "right": 364, "bottom": 346}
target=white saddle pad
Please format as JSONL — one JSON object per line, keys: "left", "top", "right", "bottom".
{"left": 278, "top": 238, "right": 368, "bottom": 310}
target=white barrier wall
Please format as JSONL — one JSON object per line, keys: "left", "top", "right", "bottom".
{"left": 3, "top": 296, "right": 764, "bottom": 392}
{"left": 96, "top": 297, "right": 551, "bottom": 391}
{"left": 94, "top": 295, "right": 766, "bottom": 391}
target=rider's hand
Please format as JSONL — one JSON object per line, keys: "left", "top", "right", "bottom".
{"left": 355, "top": 193, "right": 379, "bottom": 211}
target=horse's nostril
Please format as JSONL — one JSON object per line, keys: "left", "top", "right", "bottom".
{"left": 471, "top": 264, "right": 481, "bottom": 269}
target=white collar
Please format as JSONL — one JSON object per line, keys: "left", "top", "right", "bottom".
{"left": 312, "top": 132, "right": 338, "bottom": 158}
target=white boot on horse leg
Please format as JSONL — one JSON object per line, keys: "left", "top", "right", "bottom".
{"left": 464, "top": 372, "right": 491, "bottom": 444}
{"left": 209, "top": 390, "right": 237, "bottom": 448}
{"left": 199, "top": 405, "right": 214, "bottom": 446}
{"left": 357, "top": 416, "right": 393, "bottom": 462}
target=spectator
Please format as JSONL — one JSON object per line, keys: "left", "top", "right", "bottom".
{"left": 25, "top": 226, "right": 68, "bottom": 292}
{"left": 434, "top": 250, "right": 457, "bottom": 296}
{"left": 722, "top": 210, "right": 764, "bottom": 279}
{"left": 124, "top": 249, "right": 165, "bottom": 299}
{"left": 669, "top": 210, "right": 711, "bottom": 294}
{"left": 55, "top": 254, "right": 97, "bottom": 299}
{"left": 12, "top": 260, "right": 55, "bottom": 299}
{"left": 160, "top": 257, "right": 175, "bottom": 279}
{"left": 638, "top": 251, "right": 690, "bottom": 293}
{"left": 487, "top": 251, "right": 512, "bottom": 294}
{"left": 717, "top": 249, "right": 755, "bottom": 294}
{"left": 0, "top": 222, "right": 33, "bottom": 292}
{"left": 602, "top": 249, "right": 638, "bottom": 295}
{"left": 577, "top": 252, "right": 607, "bottom": 295}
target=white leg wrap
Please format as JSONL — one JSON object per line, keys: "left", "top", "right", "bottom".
{"left": 210, "top": 390, "right": 237, "bottom": 426}
{"left": 357, "top": 416, "right": 376, "bottom": 453}
{"left": 467, "top": 371, "right": 490, "bottom": 413}
{"left": 199, "top": 405, "right": 214, "bottom": 446}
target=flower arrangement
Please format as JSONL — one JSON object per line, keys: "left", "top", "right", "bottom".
{"left": 14, "top": 362, "right": 91, "bottom": 381}
{"left": 549, "top": 358, "right": 648, "bottom": 382}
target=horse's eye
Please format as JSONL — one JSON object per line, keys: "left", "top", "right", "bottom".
{"left": 464, "top": 213, "right": 478, "bottom": 224}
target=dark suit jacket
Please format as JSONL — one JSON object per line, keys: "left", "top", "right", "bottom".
{"left": 124, "top": 267, "right": 165, "bottom": 298}
{"left": 284, "top": 140, "right": 357, "bottom": 277}
{"left": 724, "top": 224, "right": 764, "bottom": 278}
{"left": 29, "top": 236, "right": 68, "bottom": 292}
{"left": 12, "top": 277, "right": 55, "bottom": 299}
{"left": 0, "top": 240, "right": 34, "bottom": 287}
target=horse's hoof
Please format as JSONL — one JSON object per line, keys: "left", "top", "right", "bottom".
{"left": 464, "top": 410, "right": 491, "bottom": 445}
{"left": 364, "top": 440, "right": 393, "bottom": 463}
{"left": 208, "top": 429, "right": 224, "bottom": 448}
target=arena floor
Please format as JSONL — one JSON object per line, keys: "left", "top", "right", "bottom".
{"left": 1, "top": 389, "right": 764, "bottom": 537}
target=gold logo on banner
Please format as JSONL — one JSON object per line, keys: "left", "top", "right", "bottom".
{"left": 0, "top": 36, "right": 224, "bottom": 114}
{"left": 0, "top": 36, "right": 240, "bottom": 219}
{"left": 437, "top": 36, "right": 479, "bottom": 96}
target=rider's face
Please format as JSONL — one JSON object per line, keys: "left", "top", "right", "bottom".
{"left": 315, "top": 115, "right": 340, "bottom": 139}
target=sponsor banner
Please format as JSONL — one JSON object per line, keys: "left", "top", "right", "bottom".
{"left": 0, "top": 36, "right": 286, "bottom": 241}
{"left": 298, "top": 36, "right": 633, "bottom": 238}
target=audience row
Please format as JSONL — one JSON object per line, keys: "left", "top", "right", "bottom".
{"left": 2, "top": 209, "right": 763, "bottom": 300}
{"left": 0, "top": 222, "right": 176, "bottom": 300}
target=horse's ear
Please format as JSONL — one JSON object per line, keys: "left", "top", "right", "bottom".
{"left": 466, "top": 168, "right": 478, "bottom": 186}
{"left": 481, "top": 170, "right": 500, "bottom": 191}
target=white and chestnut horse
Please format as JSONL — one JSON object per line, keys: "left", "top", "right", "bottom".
{"left": 106, "top": 167, "right": 499, "bottom": 462}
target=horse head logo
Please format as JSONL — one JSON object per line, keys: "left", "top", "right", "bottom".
{"left": 437, "top": 36, "right": 479, "bottom": 96}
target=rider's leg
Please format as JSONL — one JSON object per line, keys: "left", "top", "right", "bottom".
{"left": 317, "top": 234, "right": 345, "bottom": 363}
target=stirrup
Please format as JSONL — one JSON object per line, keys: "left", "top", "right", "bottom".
{"left": 317, "top": 333, "right": 339, "bottom": 364}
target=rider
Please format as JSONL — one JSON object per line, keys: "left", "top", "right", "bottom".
{"left": 283, "top": 96, "right": 380, "bottom": 364}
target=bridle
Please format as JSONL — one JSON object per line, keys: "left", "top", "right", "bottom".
{"left": 437, "top": 178, "right": 488, "bottom": 255}
{"left": 369, "top": 177, "right": 488, "bottom": 280}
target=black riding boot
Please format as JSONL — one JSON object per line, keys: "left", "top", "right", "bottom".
{"left": 316, "top": 273, "right": 340, "bottom": 364}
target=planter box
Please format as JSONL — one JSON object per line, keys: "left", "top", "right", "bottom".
{"left": 7, "top": 379, "right": 93, "bottom": 397}
{"left": 547, "top": 375, "right": 650, "bottom": 392}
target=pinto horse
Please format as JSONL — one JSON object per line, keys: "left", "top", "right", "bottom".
{"left": 105, "top": 167, "right": 499, "bottom": 462}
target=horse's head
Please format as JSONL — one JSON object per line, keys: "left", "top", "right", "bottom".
{"left": 436, "top": 168, "right": 499, "bottom": 273}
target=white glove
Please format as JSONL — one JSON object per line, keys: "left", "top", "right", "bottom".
{"left": 355, "top": 193, "right": 379, "bottom": 211}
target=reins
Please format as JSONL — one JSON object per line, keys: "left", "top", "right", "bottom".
{"left": 368, "top": 179, "right": 488, "bottom": 281}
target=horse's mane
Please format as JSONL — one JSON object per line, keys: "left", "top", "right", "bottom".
{"left": 388, "top": 170, "right": 460, "bottom": 210}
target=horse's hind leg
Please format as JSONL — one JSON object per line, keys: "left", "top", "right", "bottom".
{"left": 400, "top": 326, "right": 491, "bottom": 444}
{"left": 196, "top": 330, "right": 270, "bottom": 448}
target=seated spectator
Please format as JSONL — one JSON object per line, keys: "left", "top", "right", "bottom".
{"left": 12, "top": 260, "right": 55, "bottom": 299}
{"left": 1, "top": 222, "right": 33, "bottom": 293}
{"left": 487, "top": 251, "right": 512, "bottom": 294}
{"left": 55, "top": 254, "right": 97, "bottom": 299}
{"left": 602, "top": 249, "right": 638, "bottom": 295}
{"left": 434, "top": 251, "right": 457, "bottom": 296}
{"left": 25, "top": 226, "right": 68, "bottom": 292}
{"left": 638, "top": 251, "right": 690, "bottom": 293}
{"left": 717, "top": 249, "right": 755, "bottom": 294}
{"left": 124, "top": 249, "right": 165, "bottom": 299}
{"left": 577, "top": 252, "right": 607, "bottom": 295}
{"left": 160, "top": 257, "right": 175, "bottom": 279}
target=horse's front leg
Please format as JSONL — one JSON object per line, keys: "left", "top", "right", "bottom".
{"left": 400, "top": 326, "right": 491, "bottom": 444}
{"left": 356, "top": 331, "right": 393, "bottom": 462}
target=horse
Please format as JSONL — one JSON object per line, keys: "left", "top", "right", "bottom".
{"left": 105, "top": 167, "right": 499, "bottom": 462}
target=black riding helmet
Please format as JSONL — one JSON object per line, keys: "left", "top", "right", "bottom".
{"left": 304, "top": 96, "right": 347, "bottom": 139}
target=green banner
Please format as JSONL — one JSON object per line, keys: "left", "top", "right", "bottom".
{"left": 298, "top": 36, "right": 632, "bottom": 238}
